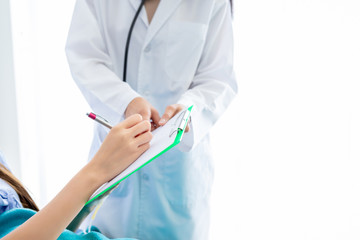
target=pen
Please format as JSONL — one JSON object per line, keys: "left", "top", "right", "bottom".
{"left": 86, "top": 112, "right": 113, "bottom": 129}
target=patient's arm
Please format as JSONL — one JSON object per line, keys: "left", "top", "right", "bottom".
{"left": 3, "top": 114, "right": 152, "bottom": 240}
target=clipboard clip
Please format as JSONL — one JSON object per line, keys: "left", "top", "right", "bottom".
{"left": 169, "top": 109, "right": 191, "bottom": 138}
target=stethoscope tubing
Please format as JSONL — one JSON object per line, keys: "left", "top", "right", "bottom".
{"left": 123, "top": 0, "right": 146, "bottom": 82}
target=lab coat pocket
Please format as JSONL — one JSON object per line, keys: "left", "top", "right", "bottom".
{"left": 165, "top": 22, "right": 207, "bottom": 83}
{"left": 163, "top": 143, "right": 213, "bottom": 206}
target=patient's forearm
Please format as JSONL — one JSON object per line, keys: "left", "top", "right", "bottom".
{"left": 3, "top": 164, "right": 104, "bottom": 240}
{"left": 2, "top": 115, "right": 151, "bottom": 240}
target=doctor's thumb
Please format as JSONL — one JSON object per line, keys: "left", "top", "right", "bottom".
{"left": 150, "top": 108, "right": 161, "bottom": 125}
{"left": 138, "top": 109, "right": 151, "bottom": 122}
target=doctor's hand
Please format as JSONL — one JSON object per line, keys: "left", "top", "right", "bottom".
{"left": 159, "top": 104, "right": 190, "bottom": 132}
{"left": 88, "top": 114, "right": 152, "bottom": 183}
{"left": 125, "top": 97, "right": 160, "bottom": 131}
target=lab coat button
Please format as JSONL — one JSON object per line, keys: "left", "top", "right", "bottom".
{"left": 143, "top": 174, "right": 149, "bottom": 181}
{"left": 144, "top": 45, "right": 151, "bottom": 52}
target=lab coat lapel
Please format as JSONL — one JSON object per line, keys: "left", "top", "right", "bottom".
{"left": 128, "top": 0, "right": 138, "bottom": 10}
{"left": 143, "top": 0, "right": 183, "bottom": 47}
{"left": 128, "top": 0, "right": 148, "bottom": 26}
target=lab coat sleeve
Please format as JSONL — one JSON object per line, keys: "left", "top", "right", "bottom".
{"left": 177, "top": 0, "right": 238, "bottom": 151}
{"left": 65, "top": 0, "right": 139, "bottom": 125}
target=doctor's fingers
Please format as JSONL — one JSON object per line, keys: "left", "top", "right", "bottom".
{"left": 135, "top": 105, "right": 152, "bottom": 121}
{"left": 130, "top": 120, "right": 151, "bottom": 137}
{"left": 185, "top": 123, "right": 190, "bottom": 132}
{"left": 159, "top": 104, "right": 184, "bottom": 126}
{"left": 150, "top": 107, "right": 160, "bottom": 129}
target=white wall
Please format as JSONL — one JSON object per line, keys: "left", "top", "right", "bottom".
{"left": 10, "top": 0, "right": 92, "bottom": 206}
{"left": 210, "top": 1, "right": 360, "bottom": 239}
{"left": 0, "top": 0, "right": 21, "bottom": 177}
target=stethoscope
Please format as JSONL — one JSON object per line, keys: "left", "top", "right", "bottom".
{"left": 123, "top": 0, "right": 146, "bottom": 82}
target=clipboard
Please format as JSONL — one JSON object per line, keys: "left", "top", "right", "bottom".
{"left": 67, "top": 105, "right": 193, "bottom": 231}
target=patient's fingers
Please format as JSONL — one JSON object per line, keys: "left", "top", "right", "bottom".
{"left": 135, "top": 131, "right": 153, "bottom": 147}
{"left": 123, "top": 114, "right": 143, "bottom": 128}
{"left": 138, "top": 142, "right": 151, "bottom": 153}
{"left": 131, "top": 120, "right": 151, "bottom": 137}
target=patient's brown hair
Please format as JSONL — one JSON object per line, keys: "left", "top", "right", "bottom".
{"left": 0, "top": 163, "right": 39, "bottom": 211}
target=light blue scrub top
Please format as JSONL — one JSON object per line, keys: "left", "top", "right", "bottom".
{"left": 0, "top": 152, "right": 23, "bottom": 214}
{"left": 0, "top": 208, "right": 138, "bottom": 240}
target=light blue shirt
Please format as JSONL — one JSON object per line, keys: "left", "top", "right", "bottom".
{"left": 0, "top": 151, "right": 23, "bottom": 214}
{"left": 0, "top": 208, "right": 138, "bottom": 239}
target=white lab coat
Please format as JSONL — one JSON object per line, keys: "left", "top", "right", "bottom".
{"left": 66, "top": 0, "right": 237, "bottom": 239}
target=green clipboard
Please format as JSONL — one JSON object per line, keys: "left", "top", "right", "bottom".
{"left": 67, "top": 106, "right": 193, "bottom": 231}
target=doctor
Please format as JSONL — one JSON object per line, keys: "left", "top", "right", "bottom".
{"left": 66, "top": 0, "right": 237, "bottom": 239}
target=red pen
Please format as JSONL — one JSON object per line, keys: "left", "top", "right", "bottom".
{"left": 86, "top": 112, "right": 113, "bottom": 129}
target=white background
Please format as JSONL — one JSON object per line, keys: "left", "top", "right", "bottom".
{"left": 2, "top": 0, "right": 360, "bottom": 239}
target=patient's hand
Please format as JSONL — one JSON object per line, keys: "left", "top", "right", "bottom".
{"left": 88, "top": 114, "right": 152, "bottom": 183}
